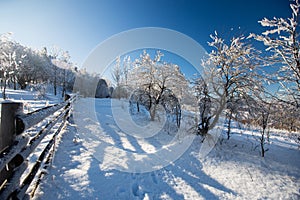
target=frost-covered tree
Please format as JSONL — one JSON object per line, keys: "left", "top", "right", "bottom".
{"left": 73, "top": 68, "right": 102, "bottom": 97}
{"left": 48, "top": 46, "right": 63, "bottom": 96}
{"left": 111, "top": 55, "right": 131, "bottom": 99}
{"left": 250, "top": 0, "right": 300, "bottom": 107}
{"left": 193, "top": 77, "right": 212, "bottom": 137}
{"left": 111, "top": 56, "right": 122, "bottom": 99}
{"left": 128, "top": 50, "right": 188, "bottom": 122}
{"left": 49, "top": 48, "right": 74, "bottom": 97}
{"left": 246, "top": 95, "right": 274, "bottom": 157}
{"left": 60, "top": 51, "right": 71, "bottom": 97}
{"left": 272, "top": 101, "right": 300, "bottom": 132}
{"left": 0, "top": 34, "right": 76, "bottom": 96}
{"left": 0, "top": 33, "right": 19, "bottom": 99}
{"left": 0, "top": 51, "right": 18, "bottom": 99}
{"left": 15, "top": 47, "right": 35, "bottom": 89}
{"left": 123, "top": 55, "right": 130, "bottom": 86}
{"left": 201, "top": 32, "right": 263, "bottom": 139}
{"left": 6, "top": 42, "right": 27, "bottom": 90}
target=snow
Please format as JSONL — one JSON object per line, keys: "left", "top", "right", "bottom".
{"left": 32, "top": 98, "right": 300, "bottom": 199}
{"left": 0, "top": 89, "right": 62, "bottom": 113}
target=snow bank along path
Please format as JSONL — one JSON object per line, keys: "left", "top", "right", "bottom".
{"left": 34, "top": 98, "right": 300, "bottom": 199}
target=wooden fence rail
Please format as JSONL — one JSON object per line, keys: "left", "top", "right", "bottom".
{"left": 0, "top": 94, "right": 76, "bottom": 200}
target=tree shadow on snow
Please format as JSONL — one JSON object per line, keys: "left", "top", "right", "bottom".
{"left": 38, "top": 99, "right": 237, "bottom": 199}
{"left": 94, "top": 99, "right": 148, "bottom": 154}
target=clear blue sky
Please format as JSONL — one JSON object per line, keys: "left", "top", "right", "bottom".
{"left": 0, "top": 0, "right": 291, "bottom": 67}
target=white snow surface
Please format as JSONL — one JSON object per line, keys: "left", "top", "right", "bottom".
{"left": 0, "top": 89, "right": 62, "bottom": 112}
{"left": 33, "top": 98, "right": 300, "bottom": 200}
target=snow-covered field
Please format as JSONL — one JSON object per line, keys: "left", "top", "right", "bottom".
{"left": 31, "top": 98, "right": 300, "bottom": 200}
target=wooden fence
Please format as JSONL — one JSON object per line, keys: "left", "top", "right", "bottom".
{"left": 0, "top": 94, "right": 76, "bottom": 199}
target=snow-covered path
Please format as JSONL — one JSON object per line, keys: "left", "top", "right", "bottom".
{"left": 34, "top": 98, "right": 300, "bottom": 199}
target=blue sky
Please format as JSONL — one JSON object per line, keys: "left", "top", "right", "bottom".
{"left": 0, "top": 0, "right": 291, "bottom": 68}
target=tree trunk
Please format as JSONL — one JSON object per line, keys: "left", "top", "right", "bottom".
{"left": 12, "top": 76, "right": 16, "bottom": 90}
{"left": 54, "top": 84, "right": 57, "bottom": 96}
{"left": 54, "top": 66, "right": 57, "bottom": 96}
{"left": 227, "top": 111, "right": 232, "bottom": 140}
{"left": 176, "top": 105, "right": 181, "bottom": 128}
{"left": 260, "top": 112, "right": 269, "bottom": 157}
{"left": 260, "top": 133, "right": 265, "bottom": 157}
{"left": 62, "top": 69, "right": 66, "bottom": 98}
{"left": 150, "top": 104, "right": 157, "bottom": 121}
{"left": 290, "top": 120, "right": 294, "bottom": 132}
{"left": 3, "top": 78, "right": 7, "bottom": 99}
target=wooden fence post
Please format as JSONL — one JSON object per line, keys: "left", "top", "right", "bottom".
{"left": 0, "top": 102, "right": 23, "bottom": 152}
{"left": 0, "top": 102, "right": 23, "bottom": 189}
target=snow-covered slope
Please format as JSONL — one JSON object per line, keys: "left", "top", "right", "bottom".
{"left": 34, "top": 98, "right": 300, "bottom": 199}
{"left": 0, "top": 89, "right": 62, "bottom": 112}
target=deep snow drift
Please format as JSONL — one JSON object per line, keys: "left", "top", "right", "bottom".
{"left": 31, "top": 98, "right": 300, "bottom": 199}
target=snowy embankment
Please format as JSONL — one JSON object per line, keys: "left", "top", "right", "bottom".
{"left": 0, "top": 89, "right": 62, "bottom": 112}
{"left": 33, "top": 98, "right": 300, "bottom": 199}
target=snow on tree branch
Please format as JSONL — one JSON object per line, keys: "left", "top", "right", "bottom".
{"left": 249, "top": 0, "right": 300, "bottom": 107}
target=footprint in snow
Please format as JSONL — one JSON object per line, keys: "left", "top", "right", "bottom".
{"left": 132, "top": 182, "right": 138, "bottom": 196}
{"left": 151, "top": 172, "right": 158, "bottom": 184}
{"left": 131, "top": 173, "right": 136, "bottom": 180}
{"left": 132, "top": 181, "right": 146, "bottom": 198}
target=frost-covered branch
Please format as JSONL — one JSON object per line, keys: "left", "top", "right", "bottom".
{"left": 199, "top": 32, "right": 263, "bottom": 139}
{"left": 250, "top": 0, "right": 300, "bottom": 107}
